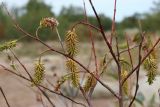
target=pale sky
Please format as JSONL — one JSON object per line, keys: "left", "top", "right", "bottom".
{"left": 0, "top": 0, "right": 158, "bottom": 21}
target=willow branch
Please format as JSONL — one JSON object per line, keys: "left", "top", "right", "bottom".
{"left": 88, "top": 0, "right": 120, "bottom": 72}
{"left": 126, "top": 35, "right": 134, "bottom": 69}
{"left": 122, "top": 37, "right": 160, "bottom": 85}
{"left": 71, "top": 21, "right": 101, "bottom": 32}
{"left": 0, "top": 64, "right": 87, "bottom": 107}
{"left": 0, "top": 87, "right": 11, "bottom": 107}
{"left": 128, "top": 22, "right": 144, "bottom": 107}
{"left": 12, "top": 21, "right": 119, "bottom": 99}
{"left": 115, "top": 36, "right": 123, "bottom": 106}
{"left": 9, "top": 49, "right": 55, "bottom": 107}
{"left": 3, "top": 3, "right": 119, "bottom": 99}
{"left": 110, "top": 0, "right": 117, "bottom": 45}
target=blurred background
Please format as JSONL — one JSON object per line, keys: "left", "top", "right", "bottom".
{"left": 0, "top": 0, "right": 160, "bottom": 41}
{"left": 0, "top": 0, "right": 160, "bottom": 107}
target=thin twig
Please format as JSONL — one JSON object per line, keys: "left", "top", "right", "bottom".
{"left": 110, "top": 0, "right": 117, "bottom": 45}
{"left": 0, "top": 64, "right": 87, "bottom": 107}
{"left": 0, "top": 87, "right": 11, "bottom": 107}
{"left": 2, "top": 2, "right": 119, "bottom": 99}
{"left": 12, "top": 21, "right": 119, "bottom": 99}
{"left": 122, "top": 36, "right": 160, "bottom": 84}
{"left": 71, "top": 21, "right": 101, "bottom": 32}
{"left": 79, "top": 86, "right": 93, "bottom": 107}
{"left": 119, "top": 45, "right": 139, "bottom": 55}
{"left": 38, "top": 87, "right": 55, "bottom": 107}
{"left": 55, "top": 27, "right": 66, "bottom": 53}
{"left": 83, "top": 0, "right": 98, "bottom": 101}
{"left": 88, "top": 0, "right": 120, "bottom": 74}
{"left": 83, "top": 0, "right": 98, "bottom": 76}
{"left": 39, "top": 94, "right": 47, "bottom": 107}
{"left": 36, "top": 26, "right": 41, "bottom": 39}
{"left": 9, "top": 49, "right": 55, "bottom": 107}
{"left": 128, "top": 21, "right": 144, "bottom": 107}
{"left": 115, "top": 36, "right": 123, "bottom": 106}
{"left": 126, "top": 35, "right": 134, "bottom": 69}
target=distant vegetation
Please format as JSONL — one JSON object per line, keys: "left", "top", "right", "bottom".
{"left": 0, "top": 0, "right": 160, "bottom": 41}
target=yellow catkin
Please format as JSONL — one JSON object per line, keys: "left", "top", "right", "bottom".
{"left": 32, "top": 60, "right": 45, "bottom": 86}
{"left": 65, "top": 29, "right": 79, "bottom": 57}
{"left": 121, "top": 70, "right": 128, "bottom": 95}
{"left": 120, "top": 58, "right": 131, "bottom": 71}
{"left": 0, "top": 40, "right": 17, "bottom": 52}
{"left": 66, "top": 59, "right": 79, "bottom": 87}
{"left": 143, "top": 55, "right": 157, "bottom": 85}
{"left": 83, "top": 74, "right": 97, "bottom": 93}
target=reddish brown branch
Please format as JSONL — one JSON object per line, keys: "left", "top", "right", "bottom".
{"left": 110, "top": 0, "right": 117, "bottom": 45}
{"left": 126, "top": 35, "right": 134, "bottom": 69}
{"left": 115, "top": 37, "right": 123, "bottom": 107}
{"left": 79, "top": 85, "right": 93, "bottom": 107}
{"left": 9, "top": 49, "right": 55, "bottom": 107}
{"left": 0, "top": 87, "right": 11, "bottom": 107}
{"left": 2, "top": 5, "right": 119, "bottom": 98}
{"left": 83, "top": 0, "right": 98, "bottom": 75}
{"left": 71, "top": 21, "right": 101, "bottom": 32}
{"left": 12, "top": 21, "right": 119, "bottom": 99}
{"left": 88, "top": 0, "right": 120, "bottom": 73}
{"left": 122, "top": 37, "right": 160, "bottom": 85}
{"left": 128, "top": 30, "right": 144, "bottom": 107}
{"left": 0, "top": 64, "right": 87, "bottom": 107}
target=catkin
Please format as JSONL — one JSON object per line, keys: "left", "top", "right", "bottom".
{"left": 83, "top": 74, "right": 97, "bottom": 93}
{"left": 119, "top": 58, "right": 130, "bottom": 95}
{"left": 65, "top": 29, "right": 79, "bottom": 57}
{"left": 0, "top": 40, "right": 17, "bottom": 52}
{"left": 40, "top": 17, "right": 59, "bottom": 29}
{"left": 121, "top": 70, "right": 128, "bottom": 95}
{"left": 66, "top": 59, "right": 79, "bottom": 87}
{"left": 32, "top": 60, "right": 45, "bottom": 86}
{"left": 144, "top": 55, "right": 157, "bottom": 85}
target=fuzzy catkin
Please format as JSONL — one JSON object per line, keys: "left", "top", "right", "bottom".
{"left": 40, "top": 17, "right": 59, "bottom": 29}
{"left": 32, "top": 60, "right": 45, "bottom": 86}
{"left": 121, "top": 70, "right": 128, "bottom": 95}
{"left": 66, "top": 59, "right": 79, "bottom": 87}
{"left": 144, "top": 55, "right": 157, "bottom": 85}
{"left": 65, "top": 29, "right": 79, "bottom": 57}
{"left": 0, "top": 40, "right": 17, "bottom": 52}
{"left": 83, "top": 75, "right": 97, "bottom": 92}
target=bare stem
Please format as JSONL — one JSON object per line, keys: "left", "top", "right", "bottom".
{"left": 126, "top": 35, "right": 134, "bottom": 69}
{"left": 55, "top": 27, "right": 66, "bottom": 53}
{"left": 83, "top": 0, "right": 98, "bottom": 76}
{"left": 12, "top": 21, "right": 119, "bottom": 99}
{"left": 88, "top": 0, "right": 120, "bottom": 72}
{"left": 122, "top": 36, "right": 160, "bottom": 85}
{"left": 79, "top": 86, "right": 93, "bottom": 107}
{"left": 0, "top": 64, "right": 87, "bottom": 107}
{"left": 110, "top": 0, "right": 117, "bottom": 45}
{"left": 0, "top": 87, "right": 11, "bottom": 107}
{"left": 128, "top": 27, "right": 144, "bottom": 107}
{"left": 9, "top": 49, "right": 55, "bottom": 107}
{"left": 115, "top": 37, "right": 123, "bottom": 107}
